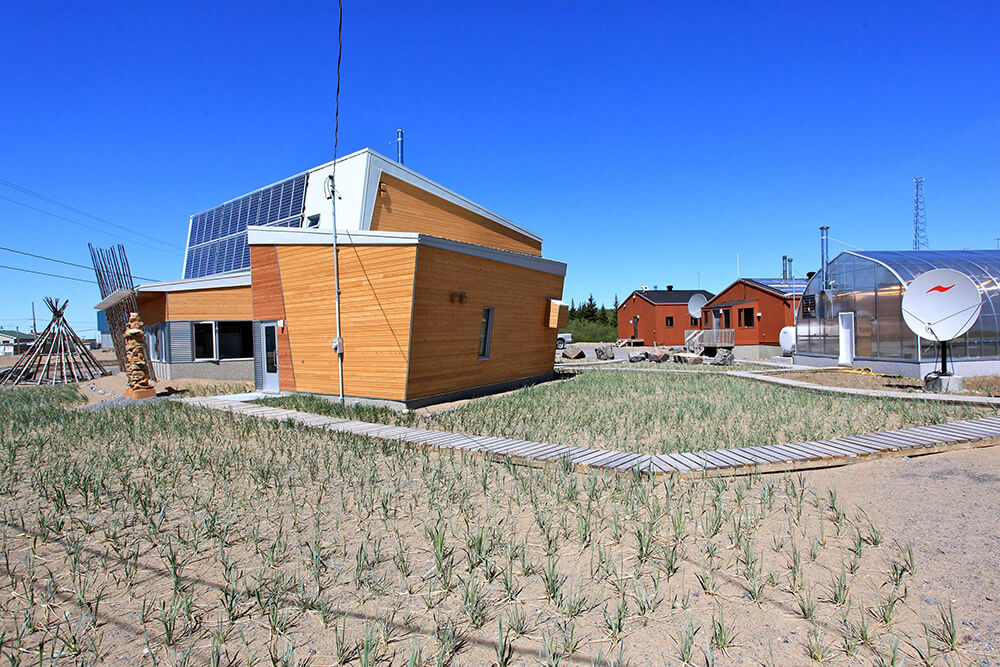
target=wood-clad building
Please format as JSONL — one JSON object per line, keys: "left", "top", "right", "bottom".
{"left": 617, "top": 288, "right": 714, "bottom": 346}
{"left": 110, "top": 148, "right": 567, "bottom": 405}
{"left": 698, "top": 278, "right": 805, "bottom": 359}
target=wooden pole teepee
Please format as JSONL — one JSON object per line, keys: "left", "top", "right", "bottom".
{"left": 0, "top": 298, "right": 110, "bottom": 386}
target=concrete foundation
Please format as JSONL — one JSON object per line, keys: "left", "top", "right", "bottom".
{"left": 925, "top": 375, "right": 964, "bottom": 393}
{"left": 151, "top": 359, "right": 253, "bottom": 382}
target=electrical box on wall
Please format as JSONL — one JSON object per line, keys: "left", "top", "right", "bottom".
{"left": 331, "top": 337, "right": 343, "bottom": 354}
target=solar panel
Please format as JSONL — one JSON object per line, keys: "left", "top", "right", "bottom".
{"left": 183, "top": 173, "right": 307, "bottom": 278}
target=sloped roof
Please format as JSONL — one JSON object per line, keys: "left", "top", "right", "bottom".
{"left": 0, "top": 330, "right": 34, "bottom": 341}
{"left": 743, "top": 278, "right": 808, "bottom": 297}
{"left": 623, "top": 289, "right": 715, "bottom": 306}
{"left": 844, "top": 249, "right": 1000, "bottom": 285}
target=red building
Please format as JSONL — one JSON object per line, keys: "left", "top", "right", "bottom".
{"left": 699, "top": 278, "right": 805, "bottom": 358}
{"left": 617, "top": 288, "right": 715, "bottom": 346}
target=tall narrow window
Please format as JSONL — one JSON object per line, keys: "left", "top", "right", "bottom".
{"left": 478, "top": 307, "right": 494, "bottom": 359}
{"left": 664, "top": 316, "right": 674, "bottom": 327}
{"left": 193, "top": 322, "right": 216, "bottom": 360}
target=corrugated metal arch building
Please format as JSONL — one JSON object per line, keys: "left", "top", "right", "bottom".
{"left": 794, "top": 249, "right": 1000, "bottom": 377}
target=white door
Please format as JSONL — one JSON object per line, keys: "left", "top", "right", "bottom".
{"left": 262, "top": 322, "right": 279, "bottom": 391}
{"left": 838, "top": 312, "right": 855, "bottom": 366}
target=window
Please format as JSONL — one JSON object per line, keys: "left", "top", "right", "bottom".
{"left": 218, "top": 321, "right": 253, "bottom": 359}
{"left": 478, "top": 307, "right": 494, "bottom": 359}
{"left": 690, "top": 316, "right": 700, "bottom": 327}
{"left": 664, "top": 316, "right": 674, "bottom": 327}
{"left": 193, "top": 322, "right": 216, "bottom": 360}
{"left": 146, "top": 324, "right": 168, "bottom": 362}
{"left": 738, "top": 307, "right": 755, "bottom": 328}
{"left": 719, "top": 309, "right": 731, "bottom": 329}
{"left": 801, "top": 294, "right": 817, "bottom": 319}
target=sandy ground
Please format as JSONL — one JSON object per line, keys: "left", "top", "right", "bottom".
{"left": 777, "top": 370, "right": 1000, "bottom": 396}
{"left": 76, "top": 372, "right": 253, "bottom": 405}
{"left": 0, "top": 347, "right": 117, "bottom": 369}
{"left": 803, "top": 445, "right": 1000, "bottom": 660}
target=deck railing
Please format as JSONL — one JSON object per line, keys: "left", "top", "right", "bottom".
{"left": 684, "top": 328, "right": 735, "bottom": 350}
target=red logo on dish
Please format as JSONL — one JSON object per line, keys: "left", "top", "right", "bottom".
{"left": 926, "top": 284, "right": 955, "bottom": 293}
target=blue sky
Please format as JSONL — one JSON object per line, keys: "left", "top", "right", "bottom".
{"left": 1, "top": 1, "right": 998, "bottom": 334}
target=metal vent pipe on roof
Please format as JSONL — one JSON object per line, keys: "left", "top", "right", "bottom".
{"left": 396, "top": 129, "right": 404, "bottom": 164}
{"left": 782, "top": 255, "right": 788, "bottom": 280}
{"left": 820, "top": 226, "right": 830, "bottom": 289}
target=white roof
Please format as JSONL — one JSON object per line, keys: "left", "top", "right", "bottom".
{"left": 247, "top": 227, "right": 566, "bottom": 277}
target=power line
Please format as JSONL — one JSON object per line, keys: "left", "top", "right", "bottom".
{"left": 0, "top": 263, "right": 97, "bottom": 284}
{"left": 0, "top": 194, "right": 178, "bottom": 254}
{"left": 0, "top": 245, "right": 157, "bottom": 282}
{"left": 0, "top": 178, "right": 182, "bottom": 250}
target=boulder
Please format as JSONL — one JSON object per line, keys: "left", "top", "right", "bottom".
{"left": 595, "top": 345, "right": 615, "bottom": 361}
{"left": 708, "top": 348, "right": 735, "bottom": 366}
{"left": 561, "top": 348, "right": 586, "bottom": 360}
{"left": 648, "top": 350, "right": 671, "bottom": 363}
{"left": 628, "top": 351, "right": 649, "bottom": 363}
{"left": 673, "top": 353, "right": 704, "bottom": 365}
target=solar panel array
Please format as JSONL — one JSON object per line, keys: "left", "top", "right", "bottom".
{"left": 183, "top": 174, "right": 307, "bottom": 279}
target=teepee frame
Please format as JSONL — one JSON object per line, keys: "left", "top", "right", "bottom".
{"left": 1, "top": 298, "right": 110, "bottom": 386}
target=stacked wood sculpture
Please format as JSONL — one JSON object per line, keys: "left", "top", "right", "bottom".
{"left": 123, "top": 312, "right": 156, "bottom": 399}
{"left": 0, "top": 298, "right": 110, "bottom": 386}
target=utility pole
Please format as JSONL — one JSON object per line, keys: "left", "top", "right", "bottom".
{"left": 31, "top": 302, "right": 36, "bottom": 335}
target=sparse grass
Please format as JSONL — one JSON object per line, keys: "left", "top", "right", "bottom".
{"left": 258, "top": 370, "right": 996, "bottom": 455}
{"left": 0, "top": 383, "right": 973, "bottom": 663}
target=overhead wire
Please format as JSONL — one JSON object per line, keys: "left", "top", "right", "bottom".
{"left": 0, "top": 178, "right": 182, "bottom": 250}
{"left": 0, "top": 246, "right": 157, "bottom": 282}
{"left": 0, "top": 194, "right": 178, "bottom": 254}
{"left": 0, "top": 263, "right": 97, "bottom": 284}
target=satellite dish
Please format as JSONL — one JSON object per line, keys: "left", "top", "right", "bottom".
{"left": 901, "top": 268, "right": 982, "bottom": 342}
{"left": 779, "top": 326, "right": 796, "bottom": 354}
{"left": 687, "top": 293, "right": 708, "bottom": 319}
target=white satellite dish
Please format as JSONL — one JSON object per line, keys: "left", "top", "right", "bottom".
{"left": 779, "top": 326, "right": 796, "bottom": 354}
{"left": 901, "top": 269, "right": 982, "bottom": 342}
{"left": 687, "top": 293, "right": 708, "bottom": 319}
{"left": 901, "top": 268, "right": 982, "bottom": 379}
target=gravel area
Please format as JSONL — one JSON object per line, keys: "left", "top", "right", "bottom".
{"left": 76, "top": 395, "right": 170, "bottom": 411}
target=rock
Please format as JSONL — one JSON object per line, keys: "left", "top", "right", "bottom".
{"left": 648, "top": 350, "right": 671, "bottom": 363}
{"left": 673, "top": 353, "right": 703, "bottom": 365}
{"left": 561, "top": 348, "right": 586, "bottom": 360}
{"left": 708, "top": 348, "right": 735, "bottom": 366}
{"left": 595, "top": 345, "right": 615, "bottom": 360}
{"left": 628, "top": 351, "right": 649, "bottom": 363}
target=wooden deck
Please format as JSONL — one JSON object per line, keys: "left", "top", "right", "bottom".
{"left": 179, "top": 396, "right": 1000, "bottom": 477}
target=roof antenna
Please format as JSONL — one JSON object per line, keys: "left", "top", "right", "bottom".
{"left": 396, "top": 129, "right": 404, "bottom": 165}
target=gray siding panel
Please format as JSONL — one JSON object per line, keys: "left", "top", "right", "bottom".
{"left": 252, "top": 322, "right": 263, "bottom": 390}
{"left": 168, "top": 322, "right": 194, "bottom": 363}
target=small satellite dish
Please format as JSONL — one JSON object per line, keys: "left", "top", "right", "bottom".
{"left": 687, "top": 293, "right": 707, "bottom": 319}
{"left": 779, "top": 326, "right": 796, "bottom": 354}
{"left": 901, "top": 268, "right": 981, "bottom": 342}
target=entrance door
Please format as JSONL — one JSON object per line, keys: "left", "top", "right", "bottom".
{"left": 632, "top": 316, "right": 639, "bottom": 339}
{"left": 262, "top": 322, "right": 279, "bottom": 391}
{"left": 838, "top": 312, "right": 855, "bottom": 366}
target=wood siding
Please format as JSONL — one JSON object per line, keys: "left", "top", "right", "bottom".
{"left": 271, "top": 244, "right": 416, "bottom": 400}
{"left": 250, "top": 245, "right": 295, "bottom": 390}
{"left": 166, "top": 286, "right": 253, "bottom": 322}
{"left": 406, "top": 246, "right": 563, "bottom": 400}
{"left": 369, "top": 173, "right": 542, "bottom": 256}
{"left": 137, "top": 292, "right": 167, "bottom": 326}
{"left": 702, "top": 280, "right": 795, "bottom": 346}
{"left": 617, "top": 296, "right": 694, "bottom": 346}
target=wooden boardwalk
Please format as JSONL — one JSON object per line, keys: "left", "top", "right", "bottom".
{"left": 180, "top": 396, "right": 1000, "bottom": 476}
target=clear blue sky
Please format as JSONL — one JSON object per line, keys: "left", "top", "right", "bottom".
{"left": 2, "top": 1, "right": 998, "bottom": 334}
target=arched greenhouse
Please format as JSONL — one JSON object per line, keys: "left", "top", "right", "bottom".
{"left": 794, "top": 249, "right": 1000, "bottom": 377}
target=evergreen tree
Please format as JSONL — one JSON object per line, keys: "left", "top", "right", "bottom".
{"left": 580, "top": 294, "right": 599, "bottom": 321}
{"left": 569, "top": 298, "right": 576, "bottom": 319}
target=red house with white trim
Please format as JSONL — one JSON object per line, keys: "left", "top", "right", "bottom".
{"left": 617, "top": 287, "right": 715, "bottom": 347}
